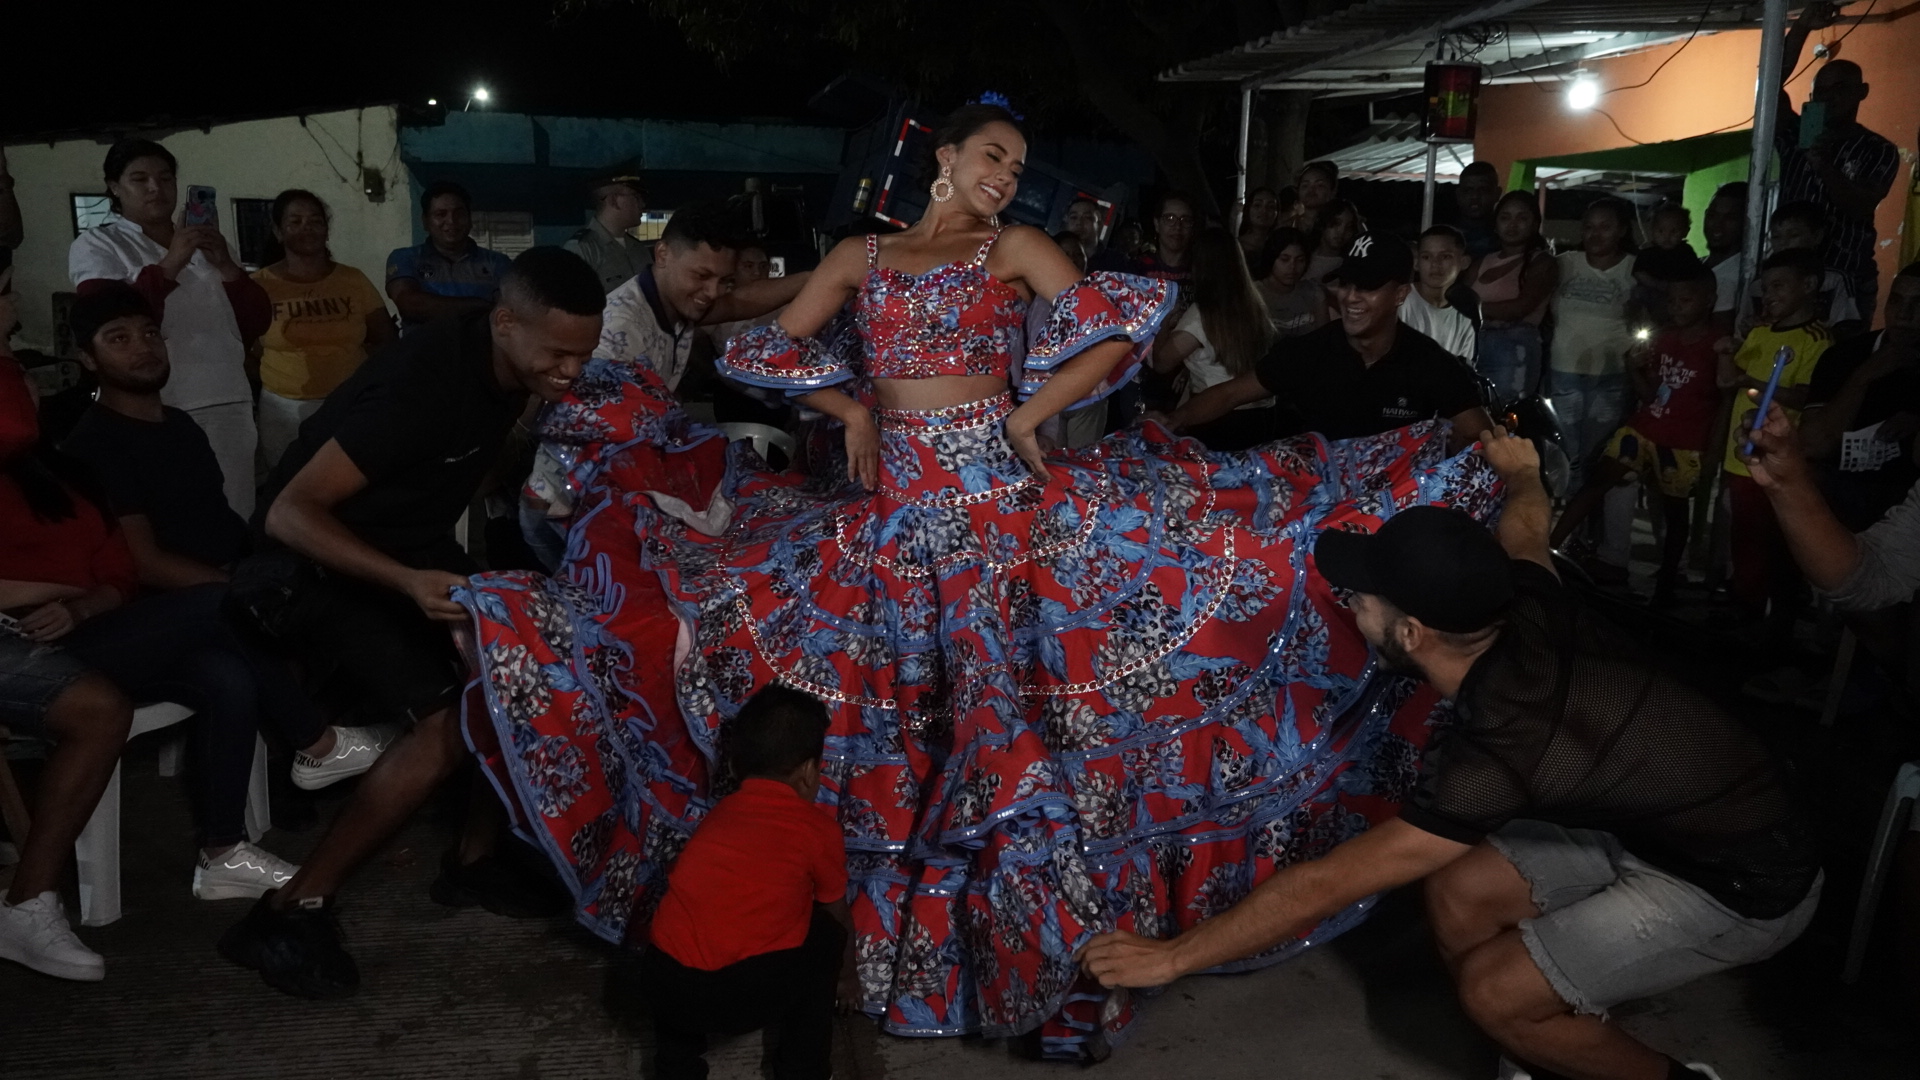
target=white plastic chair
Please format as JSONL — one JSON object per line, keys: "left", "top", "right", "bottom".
{"left": 719, "top": 422, "right": 797, "bottom": 470}
{"left": 74, "top": 703, "right": 270, "bottom": 927}
{"left": 1843, "top": 759, "right": 1920, "bottom": 983}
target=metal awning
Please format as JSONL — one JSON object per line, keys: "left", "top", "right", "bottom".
{"left": 1160, "top": 0, "right": 1773, "bottom": 96}
{"left": 1324, "top": 114, "right": 1477, "bottom": 180}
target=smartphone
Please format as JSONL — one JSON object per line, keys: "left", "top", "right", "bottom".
{"left": 1798, "top": 101, "right": 1827, "bottom": 150}
{"left": 183, "top": 185, "right": 219, "bottom": 228}
{"left": 1740, "top": 346, "right": 1794, "bottom": 458}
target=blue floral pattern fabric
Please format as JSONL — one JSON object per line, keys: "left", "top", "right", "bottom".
{"left": 456, "top": 260, "right": 1504, "bottom": 1061}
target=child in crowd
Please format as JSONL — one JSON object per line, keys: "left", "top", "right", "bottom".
{"left": 1550, "top": 268, "right": 1721, "bottom": 605}
{"left": 1631, "top": 203, "right": 1703, "bottom": 328}
{"left": 1721, "top": 248, "right": 1833, "bottom": 636}
{"left": 1469, "top": 189, "right": 1558, "bottom": 403}
{"left": 1305, "top": 199, "right": 1362, "bottom": 288}
{"left": 1399, "top": 225, "right": 1476, "bottom": 361}
{"left": 1253, "top": 227, "right": 1326, "bottom": 338}
{"left": 643, "top": 685, "right": 852, "bottom": 1080}
{"left": 1736, "top": 201, "right": 1863, "bottom": 339}
{"left": 1152, "top": 228, "right": 1279, "bottom": 451}
{"left": 1549, "top": 197, "right": 1640, "bottom": 490}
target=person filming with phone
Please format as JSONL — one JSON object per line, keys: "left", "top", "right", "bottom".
{"left": 1777, "top": 2, "right": 1899, "bottom": 323}
{"left": 69, "top": 139, "right": 270, "bottom": 518}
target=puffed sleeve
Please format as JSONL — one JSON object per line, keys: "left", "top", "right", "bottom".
{"left": 1019, "top": 272, "right": 1177, "bottom": 406}
{"left": 715, "top": 311, "right": 863, "bottom": 398}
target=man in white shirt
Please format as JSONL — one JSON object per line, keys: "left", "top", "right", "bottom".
{"left": 1400, "top": 225, "right": 1477, "bottom": 362}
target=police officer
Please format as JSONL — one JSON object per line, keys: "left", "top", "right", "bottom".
{"left": 564, "top": 173, "right": 650, "bottom": 294}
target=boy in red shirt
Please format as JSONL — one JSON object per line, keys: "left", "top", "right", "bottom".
{"left": 644, "top": 685, "right": 850, "bottom": 1080}
{"left": 1551, "top": 268, "right": 1721, "bottom": 604}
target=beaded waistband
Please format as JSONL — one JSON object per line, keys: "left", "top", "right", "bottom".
{"left": 872, "top": 393, "right": 1014, "bottom": 432}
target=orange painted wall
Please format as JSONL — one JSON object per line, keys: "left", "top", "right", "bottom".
{"left": 1475, "top": 15, "right": 1920, "bottom": 309}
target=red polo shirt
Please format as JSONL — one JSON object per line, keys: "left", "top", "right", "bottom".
{"left": 649, "top": 777, "right": 848, "bottom": 971}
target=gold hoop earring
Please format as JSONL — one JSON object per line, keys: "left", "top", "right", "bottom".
{"left": 930, "top": 164, "right": 955, "bottom": 203}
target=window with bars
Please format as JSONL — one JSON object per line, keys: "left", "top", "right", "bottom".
{"left": 470, "top": 211, "right": 536, "bottom": 257}
{"left": 71, "top": 194, "right": 113, "bottom": 235}
{"left": 233, "top": 198, "right": 278, "bottom": 269}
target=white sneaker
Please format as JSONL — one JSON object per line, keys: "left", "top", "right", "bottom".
{"left": 0, "top": 891, "right": 104, "bottom": 981}
{"left": 193, "top": 841, "right": 298, "bottom": 900}
{"left": 292, "top": 724, "right": 397, "bottom": 791}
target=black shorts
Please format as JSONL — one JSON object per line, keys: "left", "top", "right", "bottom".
{"left": 303, "top": 576, "right": 465, "bottom": 725}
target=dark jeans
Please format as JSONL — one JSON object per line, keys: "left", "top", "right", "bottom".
{"left": 63, "top": 583, "right": 326, "bottom": 846}
{"left": 642, "top": 907, "right": 845, "bottom": 1080}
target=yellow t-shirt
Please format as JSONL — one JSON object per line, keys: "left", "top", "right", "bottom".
{"left": 1723, "top": 321, "right": 1831, "bottom": 476}
{"left": 252, "top": 264, "right": 389, "bottom": 399}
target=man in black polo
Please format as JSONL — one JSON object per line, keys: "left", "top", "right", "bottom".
{"left": 1158, "top": 232, "right": 1492, "bottom": 452}
{"left": 1082, "top": 430, "right": 1821, "bottom": 1080}
{"left": 217, "top": 247, "right": 605, "bottom": 999}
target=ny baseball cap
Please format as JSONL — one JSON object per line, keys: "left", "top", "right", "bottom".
{"left": 1313, "top": 506, "right": 1514, "bottom": 633}
{"left": 1324, "top": 231, "right": 1414, "bottom": 290}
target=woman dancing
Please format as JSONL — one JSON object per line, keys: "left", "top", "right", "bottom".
{"left": 459, "top": 103, "right": 1502, "bottom": 1058}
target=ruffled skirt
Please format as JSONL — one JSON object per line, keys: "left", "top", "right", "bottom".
{"left": 459, "top": 394, "right": 1501, "bottom": 1057}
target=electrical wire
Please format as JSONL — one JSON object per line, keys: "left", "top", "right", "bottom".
{"left": 298, "top": 120, "right": 354, "bottom": 186}
{"left": 1602, "top": 0, "right": 1720, "bottom": 95}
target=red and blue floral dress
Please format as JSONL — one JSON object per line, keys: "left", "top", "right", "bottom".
{"left": 456, "top": 230, "right": 1503, "bottom": 1058}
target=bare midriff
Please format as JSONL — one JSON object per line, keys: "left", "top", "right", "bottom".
{"left": 872, "top": 374, "right": 1012, "bottom": 412}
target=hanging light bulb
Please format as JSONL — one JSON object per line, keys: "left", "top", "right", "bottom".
{"left": 1566, "top": 73, "right": 1600, "bottom": 111}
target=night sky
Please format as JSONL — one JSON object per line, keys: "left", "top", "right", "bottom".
{"left": 8, "top": 2, "right": 835, "bottom": 142}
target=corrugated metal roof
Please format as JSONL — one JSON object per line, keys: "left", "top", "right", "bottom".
{"left": 1324, "top": 116, "right": 1478, "bottom": 179}
{"left": 1161, "top": 0, "right": 1770, "bottom": 93}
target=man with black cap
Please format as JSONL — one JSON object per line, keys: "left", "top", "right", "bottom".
{"left": 564, "top": 172, "right": 650, "bottom": 294}
{"left": 1081, "top": 430, "right": 1821, "bottom": 1080}
{"left": 1154, "top": 231, "right": 1492, "bottom": 452}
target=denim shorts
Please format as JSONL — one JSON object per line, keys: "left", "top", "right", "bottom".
{"left": 0, "top": 632, "right": 88, "bottom": 737}
{"left": 1487, "top": 820, "right": 1821, "bottom": 1016}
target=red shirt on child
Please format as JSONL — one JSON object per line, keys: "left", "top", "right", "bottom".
{"left": 1627, "top": 330, "right": 1720, "bottom": 452}
{"left": 649, "top": 777, "right": 849, "bottom": 971}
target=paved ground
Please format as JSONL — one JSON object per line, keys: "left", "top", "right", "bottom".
{"left": 1, "top": 722, "right": 1911, "bottom": 1080}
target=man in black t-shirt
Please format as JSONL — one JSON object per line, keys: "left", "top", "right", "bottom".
{"left": 1083, "top": 431, "right": 1820, "bottom": 1080}
{"left": 60, "top": 284, "right": 251, "bottom": 584}
{"left": 1156, "top": 231, "right": 1491, "bottom": 452}
{"left": 1800, "top": 265, "right": 1920, "bottom": 530}
{"left": 219, "top": 248, "right": 605, "bottom": 1000}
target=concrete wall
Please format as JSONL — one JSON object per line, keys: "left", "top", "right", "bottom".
{"left": 4, "top": 106, "right": 413, "bottom": 351}
{"left": 1476, "top": 16, "right": 1920, "bottom": 312}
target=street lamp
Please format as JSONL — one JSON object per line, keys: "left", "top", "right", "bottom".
{"left": 1566, "top": 73, "right": 1600, "bottom": 111}
{"left": 465, "top": 86, "right": 491, "bottom": 111}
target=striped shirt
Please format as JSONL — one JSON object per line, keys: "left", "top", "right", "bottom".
{"left": 1776, "top": 109, "right": 1900, "bottom": 300}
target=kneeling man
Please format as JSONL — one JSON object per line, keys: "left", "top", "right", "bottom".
{"left": 1081, "top": 431, "right": 1821, "bottom": 1080}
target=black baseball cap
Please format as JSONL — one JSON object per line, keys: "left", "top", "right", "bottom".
{"left": 1313, "top": 506, "right": 1514, "bottom": 633}
{"left": 1324, "top": 232, "right": 1413, "bottom": 289}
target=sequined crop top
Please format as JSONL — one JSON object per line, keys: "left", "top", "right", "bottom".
{"left": 857, "top": 231, "right": 1024, "bottom": 381}
{"left": 717, "top": 229, "right": 1178, "bottom": 408}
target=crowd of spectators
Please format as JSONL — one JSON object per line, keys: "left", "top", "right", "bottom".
{"left": 3, "top": 8, "right": 1919, "bottom": 1071}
